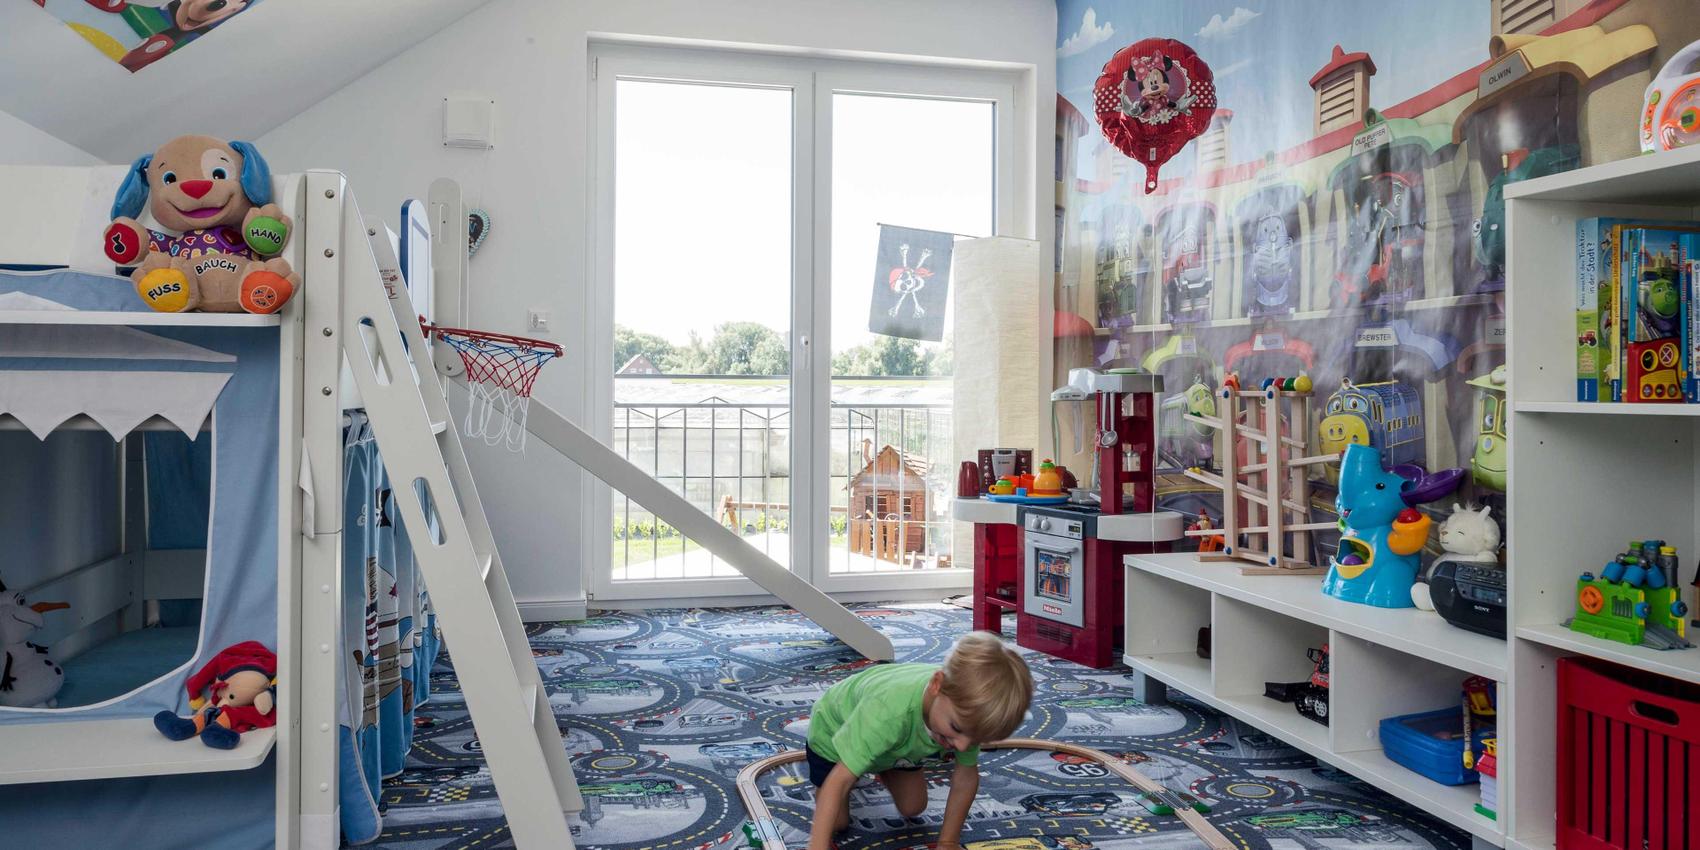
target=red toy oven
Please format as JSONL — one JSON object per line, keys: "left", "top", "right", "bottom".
{"left": 1014, "top": 373, "right": 1165, "bottom": 668}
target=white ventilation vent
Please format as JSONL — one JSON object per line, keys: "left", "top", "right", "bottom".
{"left": 1499, "top": 0, "right": 1556, "bottom": 34}
{"left": 1317, "top": 76, "right": 1359, "bottom": 133}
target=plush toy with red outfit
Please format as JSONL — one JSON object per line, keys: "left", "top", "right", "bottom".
{"left": 153, "top": 641, "right": 277, "bottom": 750}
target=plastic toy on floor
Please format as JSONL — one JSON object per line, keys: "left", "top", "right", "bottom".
{"left": 0, "top": 579, "right": 69, "bottom": 708}
{"left": 103, "top": 135, "right": 300, "bottom": 314}
{"left": 153, "top": 641, "right": 278, "bottom": 749}
{"left": 1324, "top": 444, "right": 1464, "bottom": 608}
{"left": 1567, "top": 539, "right": 1692, "bottom": 650}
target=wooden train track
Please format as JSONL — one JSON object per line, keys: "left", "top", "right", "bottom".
{"left": 735, "top": 738, "right": 1236, "bottom": 850}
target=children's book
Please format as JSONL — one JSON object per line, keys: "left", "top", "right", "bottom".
{"left": 1576, "top": 219, "right": 1608, "bottom": 401}
{"left": 1687, "top": 245, "right": 1700, "bottom": 403}
{"left": 1624, "top": 228, "right": 1688, "bottom": 403}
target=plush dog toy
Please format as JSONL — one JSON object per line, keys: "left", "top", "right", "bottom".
{"left": 104, "top": 135, "right": 300, "bottom": 314}
{"left": 153, "top": 640, "right": 278, "bottom": 750}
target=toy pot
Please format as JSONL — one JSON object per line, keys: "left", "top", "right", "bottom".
{"left": 958, "top": 461, "right": 980, "bottom": 497}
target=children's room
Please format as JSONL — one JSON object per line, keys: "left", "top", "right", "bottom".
{"left": 7, "top": 1, "right": 1700, "bottom": 849}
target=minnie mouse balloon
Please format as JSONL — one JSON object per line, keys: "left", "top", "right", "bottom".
{"left": 1093, "top": 39, "right": 1217, "bottom": 194}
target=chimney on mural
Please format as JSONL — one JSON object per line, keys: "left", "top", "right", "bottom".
{"left": 1196, "top": 109, "right": 1234, "bottom": 171}
{"left": 1492, "top": 0, "right": 1584, "bottom": 35}
{"left": 1310, "top": 45, "right": 1376, "bottom": 135}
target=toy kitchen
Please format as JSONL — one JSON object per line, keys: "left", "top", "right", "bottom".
{"left": 954, "top": 368, "right": 1183, "bottom": 668}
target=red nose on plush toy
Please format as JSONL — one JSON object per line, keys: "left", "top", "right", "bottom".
{"left": 181, "top": 180, "right": 214, "bottom": 199}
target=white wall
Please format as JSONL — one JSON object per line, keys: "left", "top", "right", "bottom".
{"left": 0, "top": 109, "right": 101, "bottom": 166}
{"left": 258, "top": 0, "right": 1057, "bottom": 612}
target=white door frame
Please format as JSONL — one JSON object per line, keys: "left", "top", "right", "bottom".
{"left": 809, "top": 65, "right": 1019, "bottom": 596}
{"left": 587, "top": 43, "right": 1025, "bottom": 603}
{"left": 588, "top": 45, "right": 816, "bottom": 602}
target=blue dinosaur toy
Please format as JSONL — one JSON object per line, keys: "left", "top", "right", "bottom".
{"left": 1325, "top": 444, "right": 1464, "bottom": 608}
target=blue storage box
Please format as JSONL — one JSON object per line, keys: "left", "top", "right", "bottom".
{"left": 1379, "top": 707, "right": 1494, "bottom": 785}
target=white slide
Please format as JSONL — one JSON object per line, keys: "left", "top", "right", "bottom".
{"left": 516, "top": 393, "right": 896, "bottom": 662}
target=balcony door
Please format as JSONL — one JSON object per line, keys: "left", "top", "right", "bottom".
{"left": 589, "top": 45, "right": 1015, "bottom": 602}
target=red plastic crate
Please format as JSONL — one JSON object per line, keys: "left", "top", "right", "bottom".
{"left": 1557, "top": 657, "right": 1700, "bottom": 850}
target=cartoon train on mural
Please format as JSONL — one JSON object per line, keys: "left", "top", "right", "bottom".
{"left": 1332, "top": 169, "right": 1425, "bottom": 309}
{"left": 1095, "top": 205, "right": 1146, "bottom": 328}
{"left": 1317, "top": 379, "right": 1425, "bottom": 470}
{"left": 1158, "top": 379, "right": 1218, "bottom": 469}
{"left": 1154, "top": 202, "right": 1216, "bottom": 324}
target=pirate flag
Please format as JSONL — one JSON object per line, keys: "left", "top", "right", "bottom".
{"left": 869, "top": 224, "right": 953, "bottom": 342}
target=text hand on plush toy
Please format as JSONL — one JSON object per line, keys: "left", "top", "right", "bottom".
{"left": 242, "top": 204, "right": 293, "bottom": 257}
{"left": 1388, "top": 509, "right": 1431, "bottom": 556}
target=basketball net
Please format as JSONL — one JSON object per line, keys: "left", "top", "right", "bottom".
{"left": 425, "top": 320, "right": 563, "bottom": 452}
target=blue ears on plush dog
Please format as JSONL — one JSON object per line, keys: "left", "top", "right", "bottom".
{"left": 110, "top": 140, "right": 275, "bottom": 221}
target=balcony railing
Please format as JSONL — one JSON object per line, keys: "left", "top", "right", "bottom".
{"left": 610, "top": 374, "right": 955, "bottom": 580}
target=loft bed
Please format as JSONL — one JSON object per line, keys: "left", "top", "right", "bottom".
{"left": 0, "top": 166, "right": 294, "bottom": 849}
{"left": 0, "top": 164, "right": 895, "bottom": 849}
{"left": 0, "top": 165, "right": 441, "bottom": 848}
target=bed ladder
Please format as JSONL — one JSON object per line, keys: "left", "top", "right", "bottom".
{"left": 324, "top": 177, "right": 581, "bottom": 848}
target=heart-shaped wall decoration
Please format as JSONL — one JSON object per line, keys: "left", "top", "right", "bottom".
{"left": 468, "top": 209, "right": 492, "bottom": 256}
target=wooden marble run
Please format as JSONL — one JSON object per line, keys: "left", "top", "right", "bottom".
{"left": 735, "top": 738, "right": 1234, "bottom": 850}
{"left": 1181, "top": 377, "right": 1339, "bottom": 575}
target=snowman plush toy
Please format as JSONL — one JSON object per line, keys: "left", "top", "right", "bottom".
{"left": 0, "top": 580, "right": 69, "bottom": 708}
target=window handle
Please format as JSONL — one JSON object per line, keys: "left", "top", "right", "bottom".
{"left": 799, "top": 334, "right": 811, "bottom": 370}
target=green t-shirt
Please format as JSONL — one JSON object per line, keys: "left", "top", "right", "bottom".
{"left": 807, "top": 662, "right": 979, "bottom": 776}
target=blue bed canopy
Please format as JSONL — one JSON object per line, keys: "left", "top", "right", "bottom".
{"left": 0, "top": 269, "right": 279, "bottom": 845}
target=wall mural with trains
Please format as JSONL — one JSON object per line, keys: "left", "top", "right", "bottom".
{"left": 1053, "top": 0, "right": 1700, "bottom": 576}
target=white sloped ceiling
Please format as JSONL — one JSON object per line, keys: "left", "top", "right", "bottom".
{"left": 0, "top": 0, "right": 495, "bottom": 162}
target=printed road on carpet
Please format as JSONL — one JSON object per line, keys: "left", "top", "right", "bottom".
{"left": 369, "top": 603, "right": 1471, "bottom": 850}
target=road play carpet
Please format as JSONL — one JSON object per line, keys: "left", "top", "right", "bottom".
{"left": 368, "top": 604, "right": 1471, "bottom": 850}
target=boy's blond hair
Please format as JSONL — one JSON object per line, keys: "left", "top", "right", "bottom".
{"left": 938, "top": 631, "right": 1033, "bottom": 742}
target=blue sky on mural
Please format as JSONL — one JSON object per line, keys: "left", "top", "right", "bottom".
{"left": 1057, "top": 1, "right": 1490, "bottom": 175}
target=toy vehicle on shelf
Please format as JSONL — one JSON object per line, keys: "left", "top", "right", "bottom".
{"left": 1265, "top": 644, "right": 1330, "bottom": 724}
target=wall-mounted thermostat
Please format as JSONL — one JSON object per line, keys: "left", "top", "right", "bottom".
{"left": 443, "top": 98, "right": 495, "bottom": 149}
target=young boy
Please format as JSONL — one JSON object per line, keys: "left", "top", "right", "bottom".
{"left": 805, "top": 632, "right": 1033, "bottom": 850}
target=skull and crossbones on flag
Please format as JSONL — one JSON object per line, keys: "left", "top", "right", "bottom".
{"left": 869, "top": 225, "right": 954, "bottom": 342}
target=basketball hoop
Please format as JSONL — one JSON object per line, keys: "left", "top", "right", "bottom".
{"left": 421, "top": 319, "right": 563, "bottom": 452}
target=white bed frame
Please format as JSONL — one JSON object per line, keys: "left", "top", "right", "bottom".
{"left": 0, "top": 165, "right": 892, "bottom": 848}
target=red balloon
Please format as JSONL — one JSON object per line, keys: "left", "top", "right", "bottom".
{"left": 1093, "top": 38, "right": 1218, "bottom": 194}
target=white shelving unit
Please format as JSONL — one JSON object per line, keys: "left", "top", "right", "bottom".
{"left": 1502, "top": 145, "right": 1700, "bottom": 850}
{"left": 1125, "top": 553, "right": 1506, "bottom": 845}
{"left": 1123, "top": 149, "right": 1700, "bottom": 850}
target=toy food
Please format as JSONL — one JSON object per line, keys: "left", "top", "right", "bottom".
{"left": 105, "top": 135, "right": 300, "bottom": 314}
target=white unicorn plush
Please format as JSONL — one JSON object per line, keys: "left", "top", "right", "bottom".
{"left": 1414, "top": 504, "right": 1501, "bottom": 611}
{"left": 0, "top": 579, "right": 68, "bottom": 708}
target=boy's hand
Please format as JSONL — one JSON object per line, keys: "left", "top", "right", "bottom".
{"left": 934, "top": 842, "right": 964, "bottom": 850}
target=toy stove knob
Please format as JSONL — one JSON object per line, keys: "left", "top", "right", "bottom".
{"left": 1039, "top": 518, "right": 1052, "bottom": 532}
